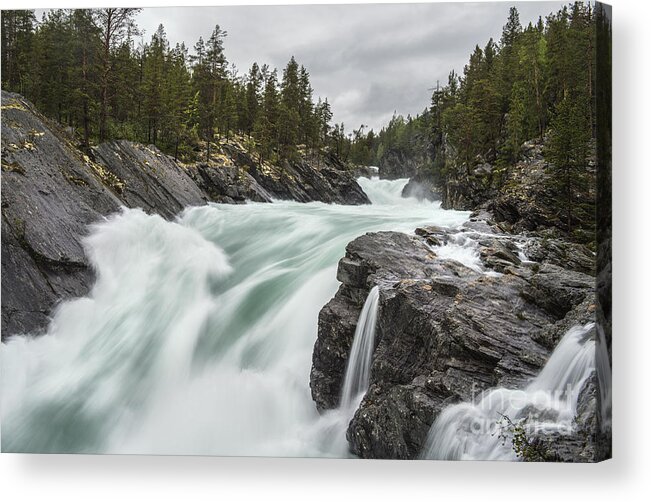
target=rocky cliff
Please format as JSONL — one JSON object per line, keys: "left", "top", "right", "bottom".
{"left": 377, "top": 148, "right": 442, "bottom": 203}
{"left": 440, "top": 139, "right": 597, "bottom": 246}
{"left": 1, "top": 92, "right": 124, "bottom": 337}
{"left": 378, "top": 148, "right": 420, "bottom": 180}
{"left": 1, "top": 91, "right": 369, "bottom": 338}
{"left": 310, "top": 210, "right": 605, "bottom": 460}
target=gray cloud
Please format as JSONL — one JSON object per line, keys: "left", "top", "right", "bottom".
{"left": 39, "top": 2, "right": 568, "bottom": 133}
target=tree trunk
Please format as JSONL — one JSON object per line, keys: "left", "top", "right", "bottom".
{"left": 99, "top": 11, "right": 113, "bottom": 143}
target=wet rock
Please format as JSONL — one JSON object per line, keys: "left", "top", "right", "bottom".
{"left": 1, "top": 91, "right": 122, "bottom": 338}
{"left": 522, "top": 237, "right": 596, "bottom": 275}
{"left": 519, "top": 263, "right": 594, "bottom": 319}
{"left": 401, "top": 174, "right": 440, "bottom": 202}
{"left": 311, "top": 215, "right": 599, "bottom": 459}
{"left": 478, "top": 237, "right": 522, "bottom": 272}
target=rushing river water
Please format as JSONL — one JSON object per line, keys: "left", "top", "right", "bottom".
{"left": 1, "top": 177, "right": 471, "bottom": 456}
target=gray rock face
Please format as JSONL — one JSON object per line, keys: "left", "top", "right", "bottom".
{"left": 92, "top": 140, "right": 207, "bottom": 219}
{"left": 192, "top": 163, "right": 273, "bottom": 204}
{"left": 256, "top": 159, "right": 370, "bottom": 205}
{"left": 310, "top": 214, "right": 601, "bottom": 460}
{"left": 523, "top": 237, "right": 596, "bottom": 275}
{"left": 216, "top": 143, "right": 370, "bottom": 205}
{"left": 378, "top": 148, "right": 420, "bottom": 180}
{"left": 1, "top": 91, "right": 123, "bottom": 338}
{"left": 440, "top": 171, "right": 495, "bottom": 211}
{"left": 401, "top": 174, "right": 440, "bottom": 202}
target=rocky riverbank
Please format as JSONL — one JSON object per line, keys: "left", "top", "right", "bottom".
{"left": 310, "top": 208, "right": 608, "bottom": 461}
{"left": 1, "top": 91, "right": 368, "bottom": 338}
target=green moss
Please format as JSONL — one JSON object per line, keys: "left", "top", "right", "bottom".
{"left": 1, "top": 159, "right": 25, "bottom": 175}
{"left": 0, "top": 99, "right": 26, "bottom": 111}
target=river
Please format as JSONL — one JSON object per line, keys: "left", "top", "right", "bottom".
{"left": 1, "top": 177, "right": 470, "bottom": 455}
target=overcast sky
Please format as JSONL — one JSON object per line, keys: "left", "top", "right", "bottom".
{"left": 36, "top": 2, "right": 567, "bottom": 133}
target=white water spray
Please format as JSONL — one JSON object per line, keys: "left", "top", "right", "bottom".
{"left": 420, "top": 323, "right": 596, "bottom": 461}
{"left": 1, "top": 177, "right": 470, "bottom": 455}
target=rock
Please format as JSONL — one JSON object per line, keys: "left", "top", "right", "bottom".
{"left": 378, "top": 148, "right": 419, "bottom": 180}
{"left": 192, "top": 162, "right": 273, "bottom": 204}
{"left": 401, "top": 174, "right": 440, "bottom": 202}
{"left": 92, "top": 140, "right": 207, "bottom": 219}
{"left": 440, "top": 171, "right": 495, "bottom": 211}
{"left": 473, "top": 163, "right": 493, "bottom": 176}
{"left": 351, "top": 165, "right": 379, "bottom": 178}
{"left": 487, "top": 138, "right": 596, "bottom": 242}
{"left": 219, "top": 142, "right": 370, "bottom": 205}
{"left": 518, "top": 263, "right": 594, "bottom": 320}
{"left": 477, "top": 237, "right": 522, "bottom": 272}
{"left": 522, "top": 237, "right": 596, "bottom": 275}
{"left": 439, "top": 137, "right": 597, "bottom": 250}
{"left": 1, "top": 91, "right": 122, "bottom": 338}
{"left": 310, "top": 218, "right": 601, "bottom": 459}
{"left": 532, "top": 297, "right": 596, "bottom": 350}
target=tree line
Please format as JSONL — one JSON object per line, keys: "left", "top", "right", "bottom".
{"left": 1, "top": 8, "right": 339, "bottom": 163}
{"left": 348, "top": 2, "right": 608, "bottom": 236}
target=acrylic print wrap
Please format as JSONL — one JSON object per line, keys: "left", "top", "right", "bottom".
{"left": 0, "top": 2, "right": 611, "bottom": 461}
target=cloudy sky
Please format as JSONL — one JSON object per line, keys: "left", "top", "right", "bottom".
{"left": 37, "top": 1, "right": 567, "bottom": 133}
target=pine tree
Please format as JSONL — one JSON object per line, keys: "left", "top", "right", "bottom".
{"left": 253, "top": 68, "right": 280, "bottom": 165}
{"left": 1, "top": 10, "right": 36, "bottom": 94}
{"left": 243, "top": 62, "right": 262, "bottom": 136}
{"left": 68, "top": 9, "right": 101, "bottom": 147}
{"left": 546, "top": 92, "right": 591, "bottom": 233}
{"left": 95, "top": 8, "right": 141, "bottom": 142}
{"left": 142, "top": 24, "right": 167, "bottom": 146}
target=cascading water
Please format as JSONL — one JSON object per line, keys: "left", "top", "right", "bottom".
{"left": 1, "top": 177, "right": 470, "bottom": 456}
{"left": 339, "top": 286, "right": 380, "bottom": 411}
{"left": 420, "top": 323, "right": 596, "bottom": 461}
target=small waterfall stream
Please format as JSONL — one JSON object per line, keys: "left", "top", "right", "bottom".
{"left": 420, "top": 323, "right": 596, "bottom": 460}
{"left": 339, "top": 286, "right": 380, "bottom": 411}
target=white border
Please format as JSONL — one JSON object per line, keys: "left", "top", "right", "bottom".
{"left": 1, "top": 1, "right": 648, "bottom": 500}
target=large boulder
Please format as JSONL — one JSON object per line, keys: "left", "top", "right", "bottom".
{"left": 192, "top": 162, "right": 273, "bottom": 204}
{"left": 310, "top": 216, "right": 602, "bottom": 460}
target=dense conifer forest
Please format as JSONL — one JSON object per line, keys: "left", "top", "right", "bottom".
{"left": 1, "top": 8, "right": 338, "bottom": 163}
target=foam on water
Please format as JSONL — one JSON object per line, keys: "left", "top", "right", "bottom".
{"left": 1, "top": 177, "right": 470, "bottom": 455}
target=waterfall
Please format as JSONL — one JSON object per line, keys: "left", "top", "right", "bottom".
{"left": 421, "top": 323, "right": 596, "bottom": 461}
{"left": 357, "top": 177, "right": 422, "bottom": 205}
{"left": 1, "top": 178, "right": 470, "bottom": 456}
{"left": 339, "top": 286, "right": 381, "bottom": 410}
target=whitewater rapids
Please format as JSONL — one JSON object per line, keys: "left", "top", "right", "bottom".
{"left": 1, "top": 177, "right": 470, "bottom": 456}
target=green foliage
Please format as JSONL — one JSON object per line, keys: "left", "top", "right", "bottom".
{"left": 344, "top": 1, "right": 597, "bottom": 241}
{"left": 1, "top": 11, "right": 337, "bottom": 164}
{"left": 497, "top": 414, "right": 561, "bottom": 462}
